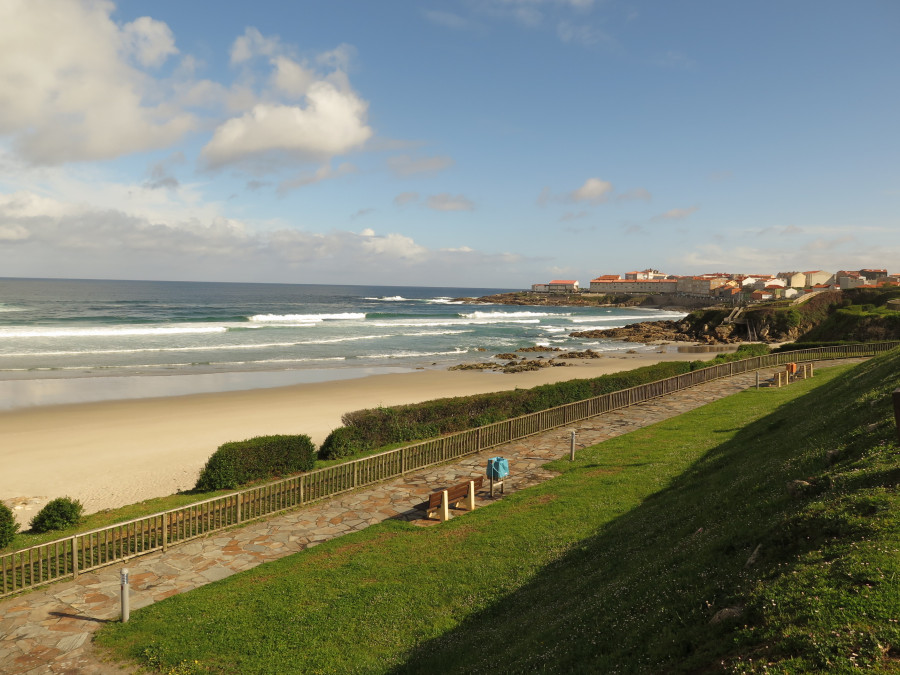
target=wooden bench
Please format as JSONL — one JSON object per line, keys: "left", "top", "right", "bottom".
{"left": 426, "top": 475, "right": 484, "bottom": 521}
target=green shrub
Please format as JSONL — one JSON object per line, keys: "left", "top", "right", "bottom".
{"left": 30, "top": 497, "right": 83, "bottom": 533}
{"left": 334, "top": 361, "right": 695, "bottom": 449}
{"left": 194, "top": 435, "right": 317, "bottom": 491}
{"left": 702, "top": 343, "right": 771, "bottom": 367}
{"left": 319, "top": 426, "right": 372, "bottom": 460}
{"left": 0, "top": 502, "right": 19, "bottom": 548}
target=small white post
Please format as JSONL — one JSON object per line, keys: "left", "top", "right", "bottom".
{"left": 755, "top": 371, "right": 760, "bottom": 389}
{"left": 120, "top": 568, "right": 130, "bottom": 623}
{"left": 467, "top": 481, "right": 476, "bottom": 511}
{"left": 570, "top": 431, "right": 576, "bottom": 461}
{"left": 439, "top": 490, "right": 450, "bottom": 522}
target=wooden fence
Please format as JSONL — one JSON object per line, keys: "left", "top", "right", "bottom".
{"left": 2, "top": 341, "right": 898, "bottom": 598}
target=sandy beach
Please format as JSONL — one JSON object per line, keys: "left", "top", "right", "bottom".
{"left": 0, "top": 351, "right": 713, "bottom": 526}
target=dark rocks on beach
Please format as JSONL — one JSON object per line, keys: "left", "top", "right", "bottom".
{"left": 555, "top": 349, "right": 603, "bottom": 359}
{"left": 517, "top": 345, "right": 563, "bottom": 352}
{"left": 449, "top": 357, "right": 573, "bottom": 373}
{"left": 570, "top": 320, "right": 698, "bottom": 344}
{"left": 495, "top": 353, "right": 520, "bottom": 360}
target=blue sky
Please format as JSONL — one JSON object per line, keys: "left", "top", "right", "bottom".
{"left": 0, "top": 1, "right": 897, "bottom": 288}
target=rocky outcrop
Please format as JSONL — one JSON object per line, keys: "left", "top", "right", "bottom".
{"left": 570, "top": 320, "right": 704, "bottom": 344}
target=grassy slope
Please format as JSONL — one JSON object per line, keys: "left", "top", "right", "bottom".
{"left": 94, "top": 352, "right": 900, "bottom": 674}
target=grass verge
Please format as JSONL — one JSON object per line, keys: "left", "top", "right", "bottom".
{"left": 93, "top": 350, "right": 900, "bottom": 672}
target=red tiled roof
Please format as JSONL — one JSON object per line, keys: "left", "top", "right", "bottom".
{"left": 549, "top": 280, "right": 578, "bottom": 284}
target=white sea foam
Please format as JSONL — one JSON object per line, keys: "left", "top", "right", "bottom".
{"left": 461, "top": 310, "right": 567, "bottom": 319}
{"left": 363, "top": 296, "right": 408, "bottom": 301}
{"left": 370, "top": 319, "right": 540, "bottom": 328}
{"left": 0, "top": 325, "right": 228, "bottom": 338}
{"left": 566, "top": 312, "right": 686, "bottom": 323}
{"left": 360, "top": 347, "right": 468, "bottom": 359}
{"left": 249, "top": 313, "right": 366, "bottom": 322}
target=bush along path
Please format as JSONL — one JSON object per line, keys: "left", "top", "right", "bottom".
{"left": 0, "top": 361, "right": 863, "bottom": 674}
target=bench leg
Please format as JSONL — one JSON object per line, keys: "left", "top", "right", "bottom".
{"left": 467, "top": 480, "right": 476, "bottom": 511}
{"left": 439, "top": 490, "right": 450, "bottom": 522}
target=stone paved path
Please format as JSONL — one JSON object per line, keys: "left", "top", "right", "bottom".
{"left": 0, "top": 362, "right": 856, "bottom": 674}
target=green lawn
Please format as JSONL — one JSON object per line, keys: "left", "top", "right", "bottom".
{"left": 94, "top": 351, "right": 900, "bottom": 674}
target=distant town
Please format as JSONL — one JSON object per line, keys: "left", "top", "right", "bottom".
{"left": 531, "top": 268, "right": 899, "bottom": 302}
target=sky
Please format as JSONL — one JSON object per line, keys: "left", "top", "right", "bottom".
{"left": 0, "top": 0, "right": 898, "bottom": 289}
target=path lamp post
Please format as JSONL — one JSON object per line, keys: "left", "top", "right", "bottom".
{"left": 120, "top": 568, "right": 130, "bottom": 623}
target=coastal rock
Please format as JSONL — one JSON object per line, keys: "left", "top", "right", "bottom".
{"left": 495, "top": 353, "right": 520, "bottom": 360}
{"left": 556, "top": 349, "right": 603, "bottom": 359}
{"left": 517, "top": 345, "right": 563, "bottom": 352}
{"left": 570, "top": 320, "right": 698, "bottom": 344}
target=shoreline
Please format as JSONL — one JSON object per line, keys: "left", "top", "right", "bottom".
{"left": 1, "top": 349, "right": 713, "bottom": 526}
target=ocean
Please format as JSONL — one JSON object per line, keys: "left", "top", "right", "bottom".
{"left": 0, "top": 278, "right": 686, "bottom": 409}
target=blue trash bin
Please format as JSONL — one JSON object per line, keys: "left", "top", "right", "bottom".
{"left": 487, "top": 457, "right": 509, "bottom": 480}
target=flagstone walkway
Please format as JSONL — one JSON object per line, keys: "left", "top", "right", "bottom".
{"left": 0, "top": 361, "right": 859, "bottom": 674}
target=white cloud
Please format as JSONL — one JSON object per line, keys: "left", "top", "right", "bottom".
{"left": 201, "top": 83, "right": 373, "bottom": 169}
{"left": 230, "top": 27, "right": 282, "bottom": 65}
{"left": 571, "top": 178, "right": 614, "bottom": 203}
{"left": 276, "top": 162, "right": 358, "bottom": 194}
{"left": 393, "top": 192, "right": 420, "bottom": 207}
{"left": 0, "top": 187, "right": 522, "bottom": 284}
{"left": 0, "top": 0, "right": 194, "bottom": 164}
{"left": 203, "top": 30, "right": 373, "bottom": 171}
{"left": 270, "top": 56, "right": 316, "bottom": 98}
{"left": 653, "top": 206, "right": 699, "bottom": 221}
{"left": 426, "top": 193, "right": 475, "bottom": 211}
{"left": 387, "top": 155, "right": 454, "bottom": 177}
{"left": 122, "top": 16, "right": 178, "bottom": 67}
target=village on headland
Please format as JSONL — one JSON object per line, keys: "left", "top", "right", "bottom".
{"left": 530, "top": 267, "right": 899, "bottom": 302}
{"left": 452, "top": 266, "right": 900, "bottom": 372}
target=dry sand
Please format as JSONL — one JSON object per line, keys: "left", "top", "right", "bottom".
{"left": 0, "top": 351, "right": 712, "bottom": 525}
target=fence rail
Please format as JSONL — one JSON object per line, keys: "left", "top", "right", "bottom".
{"left": 3, "top": 342, "right": 898, "bottom": 598}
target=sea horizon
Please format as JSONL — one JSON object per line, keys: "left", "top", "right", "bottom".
{"left": 0, "top": 277, "right": 687, "bottom": 410}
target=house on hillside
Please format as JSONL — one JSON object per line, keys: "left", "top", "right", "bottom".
{"left": 804, "top": 270, "right": 833, "bottom": 287}
{"left": 549, "top": 280, "right": 579, "bottom": 293}
{"left": 777, "top": 271, "right": 807, "bottom": 288}
{"left": 531, "top": 283, "right": 550, "bottom": 293}
{"left": 624, "top": 269, "right": 668, "bottom": 280}
{"left": 860, "top": 268, "right": 888, "bottom": 281}
{"left": 589, "top": 277, "right": 677, "bottom": 294}
{"left": 675, "top": 276, "right": 729, "bottom": 295}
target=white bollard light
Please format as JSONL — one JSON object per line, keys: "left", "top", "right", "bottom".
{"left": 120, "top": 568, "right": 130, "bottom": 623}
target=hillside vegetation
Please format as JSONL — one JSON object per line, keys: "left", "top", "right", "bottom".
{"left": 675, "top": 288, "right": 900, "bottom": 345}
{"left": 96, "top": 349, "right": 900, "bottom": 673}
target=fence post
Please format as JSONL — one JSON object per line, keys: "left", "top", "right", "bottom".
{"left": 893, "top": 389, "right": 900, "bottom": 443}
{"left": 162, "top": 513, "right": 168, "bottom": 552}
{"left": 71, "top": 536, "right": 78, "bottom": 579}
{"left": 236, "top": 493, "right": 242, "bottom": 525}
